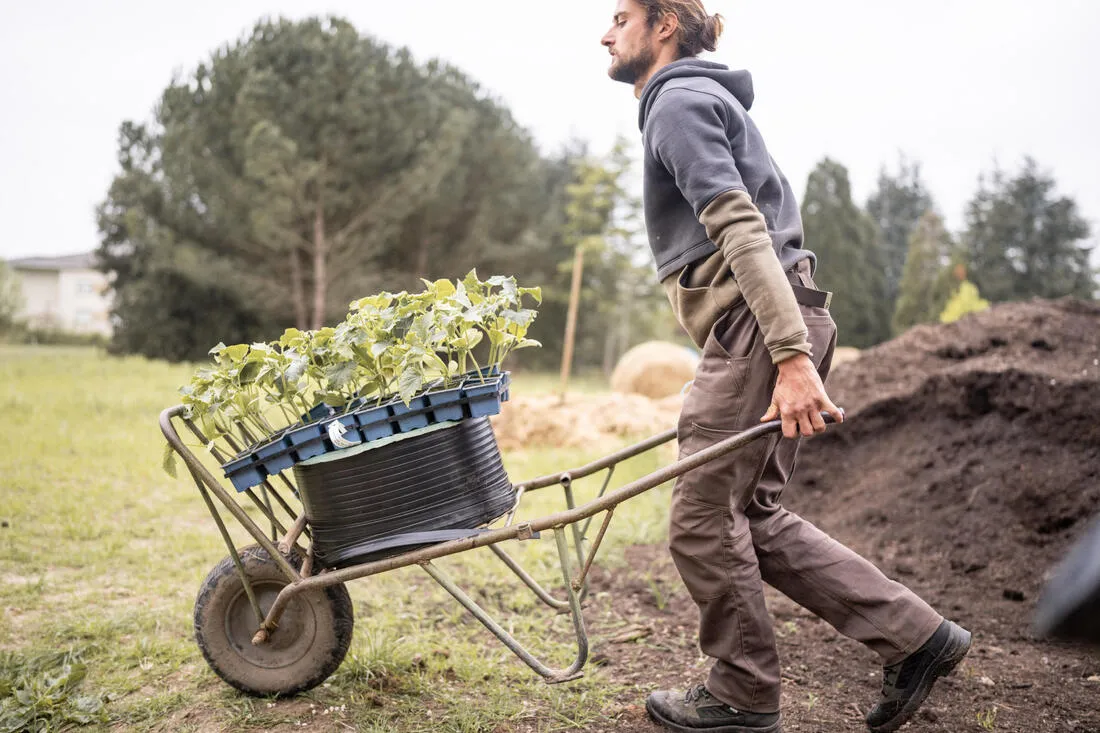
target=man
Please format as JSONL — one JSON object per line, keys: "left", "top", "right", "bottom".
{"left": 600, "top": 2, "right": 971, "bottom": 732}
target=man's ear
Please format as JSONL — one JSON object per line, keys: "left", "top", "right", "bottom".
{"left": 654, "top": 11, "right": 680, "bottom": 43}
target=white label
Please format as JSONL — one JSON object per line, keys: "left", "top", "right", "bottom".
{"left": 327, "top": 420, "right": 360, "bottom": 449}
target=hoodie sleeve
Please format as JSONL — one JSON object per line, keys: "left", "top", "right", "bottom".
{"left": 649, "top": 87, "right": 812, "bottom": 364}
{"left": 646, "top": 88, "right": 745, "bottom": 215}
{"left": 700, "top": 191, "right": 812, "bottom": 363}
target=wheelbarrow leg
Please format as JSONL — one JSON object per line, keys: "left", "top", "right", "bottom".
{"left": 421, "top": 527, "right": 589, "bottom": 684}
{"left": 487, "top": 544, "right": 571, "bottom": 611}
{"left": 561, "top": 482, "right": 592, "bottom": 602}
{"left": 191, "top": 473, "right": 265, "bottom": 626}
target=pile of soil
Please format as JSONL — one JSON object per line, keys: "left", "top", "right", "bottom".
{"left": 562, "top": 298, "right": 1100, "bottom": 732}
{"left": 795, "top": 297, "right": 1100, "bottom": 612}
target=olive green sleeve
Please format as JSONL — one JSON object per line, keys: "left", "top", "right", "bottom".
{"left": 700, "top": 189, "right": 811, "bottom": 364}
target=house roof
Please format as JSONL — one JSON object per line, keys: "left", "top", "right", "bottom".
{"left": 7, "top": 252, "right": 99, "bottom": 271}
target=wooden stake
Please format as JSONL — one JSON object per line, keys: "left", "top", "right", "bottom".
{"left": 559, "top": 245, "right": 585, "bottom": 404}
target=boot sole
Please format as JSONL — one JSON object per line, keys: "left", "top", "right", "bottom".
{"left": 645, "top": 699, "right": 782, "bottom": 733}
{"left": 868, "top": 626, "right": 973, "bottom": 733}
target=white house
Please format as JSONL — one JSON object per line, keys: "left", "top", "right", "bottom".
{"left": 7, "top": 253, "right": 113, "bottom": 336}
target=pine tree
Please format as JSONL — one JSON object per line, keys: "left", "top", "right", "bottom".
{"left": 893, "top": 211, "right": 958, "bottom": 334}
{"left": 867, "top": 156, "right": 934, "bottom": 316}
{"left": 963, "top": 158, "right": 1095, "bottom": 302}
{"left": 801, "top": 158, "right": 890, "bottom": 348}
{"left": 97, "top": 17, "right": 566, "bottom": 361}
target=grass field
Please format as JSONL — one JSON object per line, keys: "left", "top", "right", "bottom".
{"left": 0, "top": 346, "right": 676, "bottom": 732}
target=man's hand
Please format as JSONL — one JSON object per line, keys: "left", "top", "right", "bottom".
{"left": 760, "top": 353, "right": 844, "bottom": 439}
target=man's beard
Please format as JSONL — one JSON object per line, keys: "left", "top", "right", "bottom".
{"left": 609, "top": 46, "right": 656, "bottom": 85}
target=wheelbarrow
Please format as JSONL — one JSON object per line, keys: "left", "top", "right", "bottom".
{"left": 160, "top": 399, "right": 836, "bottom": 697}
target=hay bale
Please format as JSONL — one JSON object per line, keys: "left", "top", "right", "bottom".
{"left": 831, "top": 347, "right": 861, "bottom": 367}
{"left": 610, "top": 341, "right": 698, "bottom": 399}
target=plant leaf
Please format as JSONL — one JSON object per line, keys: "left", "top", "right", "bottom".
{"left": 238, "top": 361, "right": 262, "bottom": 385}
{"left": 224, "top": 344, "right": 250, "bottom": 362}
{"left": 397, "top": 367, "right": 423, "bottom": 405}
{"left": 161, "top": 443, "right": 178, "bottom": 478}
{"left": 519, "top": 285, "right": 543, "bottom": 304}
{"left": 324, "top": 360, "right": 358, "bottom": 391}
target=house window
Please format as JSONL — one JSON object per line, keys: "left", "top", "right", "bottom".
{"left": 76, "top": 281, "right": 97, "bottom": 295}
{"left": 74, "top": 310, "right": 92, "bottom": 326}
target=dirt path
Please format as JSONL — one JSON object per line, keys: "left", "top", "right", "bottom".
{"left": 576, "top": 542, "right": 1098, "bottom": 733}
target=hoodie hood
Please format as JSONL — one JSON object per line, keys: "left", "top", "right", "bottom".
{"left": 638, "top": 58, "right": 754, "bottom": 131}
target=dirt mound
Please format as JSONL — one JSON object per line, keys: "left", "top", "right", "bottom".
{"left": 786, "top": 297, "right": 1100, "bottom": 631}
{"left": 491, "top": 392, "right": 681, "bottom": 451}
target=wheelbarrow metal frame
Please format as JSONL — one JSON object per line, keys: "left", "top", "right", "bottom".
{"left": 160, "top": 403, "right": 796, "bottom": 685}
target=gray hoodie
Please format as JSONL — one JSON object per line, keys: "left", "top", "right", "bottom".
{"left": 638, "top": 58, "right": 812, "bottom": 282}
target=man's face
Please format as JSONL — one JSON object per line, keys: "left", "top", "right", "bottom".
{"left": 601, "top": 0, "right": 657, "bottom": 85}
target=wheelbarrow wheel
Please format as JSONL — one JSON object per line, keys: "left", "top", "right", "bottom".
{"left": 194, "top": 544, "right": 353, "bottom": 697}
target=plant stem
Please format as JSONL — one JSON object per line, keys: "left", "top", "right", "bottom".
{"left": 468, "top": 351, "right": 484, "bottom": 382}
{"left": 261, "top": 386, "right": 294, "bottom": 425}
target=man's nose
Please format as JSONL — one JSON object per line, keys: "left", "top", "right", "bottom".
{"left": 601, "top": 30, "right": 614, "bottom": 47}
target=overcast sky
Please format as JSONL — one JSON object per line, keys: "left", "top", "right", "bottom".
{"left": 2, "top": 0, "right": 1098, "bottom": 261}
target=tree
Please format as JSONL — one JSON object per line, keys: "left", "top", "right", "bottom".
{"left": 531, "top": 138, "right": 673, "bottom": 385}
{"left": 963, "top": 158, "right": 1095, "bottom": 303}
{"left": 493, "top": 140, "right": 673, "bottom": 375}
{"left": 0, "top": 259, "right": 22, "bottom": 334}
{"left": 557, "top": 147, "right": 623, "bottom": 396}
{"left": 866, "top": 155, "right": 935, "bottom": 315}
{"left": 563, "top": 140, "right": 670, "bottom": 377}
{"left": 98, "top": 17, "right": 559, "bottom": 361}
{"left": 892, "top": 211, "right": 958, "bottom": 333}
{"left": 800, "top": 158, "right": 890, "bottom": 348}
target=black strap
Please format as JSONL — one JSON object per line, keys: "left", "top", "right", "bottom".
{"left": 791, "top": 283, "right": 832, "bottom": 310}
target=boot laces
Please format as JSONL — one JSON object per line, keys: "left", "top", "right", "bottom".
{"left": 882, "top": 662, "right": 902, "bottom": 692}
{"left": 684, "top": 685, "right": 714, "bottom": 704}
{"left": 683, "top": 685, "right": 740, "bottom": 713}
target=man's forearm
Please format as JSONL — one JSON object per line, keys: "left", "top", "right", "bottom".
{"left": 700, "top": 189, "right": 811, "bottom": 364}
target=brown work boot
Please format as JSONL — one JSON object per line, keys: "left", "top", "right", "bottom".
{"left": 646, "top": 684, "right": 782, "bottom": 732}
{"left": 866, "top": 619, "right": 972, "bottom": 732}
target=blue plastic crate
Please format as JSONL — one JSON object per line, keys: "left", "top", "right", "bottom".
{"left": 356, "top": 411, "right": 397, "bottom": 441}
{"left": 389, "top": 400, "right": 431, "bottom": 432}
{"left": 254, "top": 439, "right": 295, "bottom": 477}
{"left": 292, "top": 436, "right": 328, "bottom": 463}
{"left": 301, "top": 402, "right": 337, "bottom": 423}
{"left": 463, "top": 376, "right": 507, "bottom": 418}
{"left": 285, "top": 422, "right": 323, "bottom": 447}
{"left": 426, "top": 387, "right": 464, "bottom": 422}
{"left": 224, "top": 454, "right": 266, "bottom": 493}
{"left": 221, "top": 370, "right": 511, "bottom": 492}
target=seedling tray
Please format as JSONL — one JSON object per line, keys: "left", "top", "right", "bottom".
{"left": 221, "top": 371, "right": 510, "bottom": 492}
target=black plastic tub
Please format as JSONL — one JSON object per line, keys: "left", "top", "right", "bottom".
{"left": 293, "top": 417, "right": 515, "bottom": 568}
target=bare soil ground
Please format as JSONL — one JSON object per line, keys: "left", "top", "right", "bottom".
{"left": 568, "top": 299, "right": 1100, "bottom": 733}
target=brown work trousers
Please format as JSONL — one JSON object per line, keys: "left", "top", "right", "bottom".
{"left": 670, "top": 262, "right": 943, "bottom": 713}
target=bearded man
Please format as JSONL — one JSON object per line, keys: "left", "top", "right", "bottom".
{"left": 600, "top": 2, "right": 971, "bottom": 732}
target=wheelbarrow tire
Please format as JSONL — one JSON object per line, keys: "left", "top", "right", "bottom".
{"left": 194, "top": 544, "right": 353, "bottom": 697}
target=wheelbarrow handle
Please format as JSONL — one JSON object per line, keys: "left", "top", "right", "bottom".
{"left": 758, "top": 408, "right": 845, "bottom": 435}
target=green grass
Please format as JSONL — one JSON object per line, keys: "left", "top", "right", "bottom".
{"left": 0, "top": 345, "right": 675, "bottom": 732}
